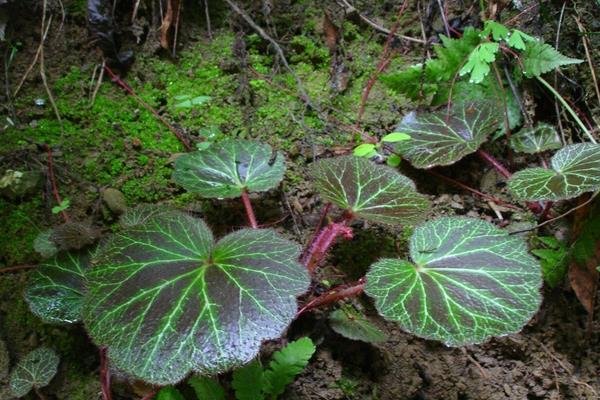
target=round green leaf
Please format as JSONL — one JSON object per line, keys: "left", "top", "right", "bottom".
{"left": 173, "top": 139, "right": 285, "bottom": 198}
{"left": 508, "top": 143, "right": 600, "bottom": 201}
{"left": 510, "top": 123, "right": 562, "bottom": 154}
{"left": 328, "top": 309, "right": 387, "bottom": 343}
{"left": 365, "top": 217, "right": 542, "bottom": 346}
{"left": 393, "top": 102, "right": 500, "bottom": 168}
{"left": 310, "top": 156, "right": 430, "bottom": 225}
{"left": 83, "top": 211, "right": 309, "bottom": 385}
{"left": 25, "top": 249, "right": 92, "bottom": 324}
{"left": 33, "top": 229, "right": 58, "bottom": 258}
{"left": 9, "top": 347, "right": 59, "bottom": 397}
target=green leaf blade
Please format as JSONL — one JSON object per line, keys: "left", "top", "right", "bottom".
{"left": 510, "top": 123, "right": 562, "bottom": 154}
{"left": 310, "top": 156, "right": 430, "bottom": 225}
{"left": 522, "top": 42, "right": 582, "bottom": 78}
{"left": 83, "top": 211, "right": 309, "bottom": 385}
{"left": 508, "top": 143, "right": 600, "bottom": 201}
{"left": 264, "top": 338, "right": 316, "bottom": 398}
{"left": 459, "top": 43, "right": 499, "bottom": 84}
{"left": 188, "top": 376, "right": 226, "bottom": 400}
{"left": 25, "top": 249, "right": 92, "bottom": 324}
{"left": 393, "top": 102, "right": 501, "bottom": 168}
{"left": 173, "top": 140, "right": 285, "bottom": 198}
{"left": 232, "top": 360, "right": 265, "bottom": 400}
{"left": 365, "top": 217, "right": 542, "bottom": 346}
{"left": 9, "top": 348, "right": 59, "bottom": 397}
{"left": 329, "top": 309, "right": 387, "bottom": 343}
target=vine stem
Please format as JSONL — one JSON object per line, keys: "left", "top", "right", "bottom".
{"left": 476, "top": 149, "right": 544, "bottom": 214}
{"left": 476, "top": 149, "right": 511, "bottom": 179}
{"left": 43, "top": 144, "right": 69, "bottom": 223}
{"left": 536, "top": 76, "right": 597, "bottom": 144}
{"left": 140, "top": 391, "right": 157, "bottom": 400}
{"left": 241, "top": 190, "right": 258, "bottom": 229}
{"left": 296, "top": 278, "right": 366, "bottom": 316}
{"left": 103, "top": 65, "right": 193, "bottom": 151}
{"left": 100, "top": 347, "right": 112, "bottom": 400}
{"left": 34, "top": 387, "right": 47, "bottom": 400}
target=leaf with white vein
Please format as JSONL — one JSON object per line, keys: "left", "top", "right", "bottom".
{"left": 365, "top": 217, "right": 542, "bottom": 346}
{"left": 310, "top": 156, "right": 430, "bottom": 225}
{"left": 83, "top": 211, "right": 309, "bottom": 384}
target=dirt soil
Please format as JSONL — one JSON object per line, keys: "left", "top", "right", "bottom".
{"left": 1, "top": 1, "right": 599, "bottom": 399}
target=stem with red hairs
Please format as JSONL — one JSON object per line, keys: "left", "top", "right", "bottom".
{"left": 103, "top": 65, "right": 193, "bottom": 151}
{"left": 140, "top": 391, "right": 157, "bottom": 400}
{"left": 241, "top": 190, "right": 258, "bottom": 229}
{"left": 427, "top": 169, "right": 521, "bottom": 211}
{"left": 477, "top": 149, "right": 544, "bottom": 214}
{"left": 297, "top": 278, "right": 366, "bottom": 316}
{"left": 99, "top": 347, "right": 112, "bottom": 400}
{"left": 303, "top": 215, "right": 354, "bottom": 273}
{"left": 301, "top": 203, "right": 331, "bottom": 263}
{"left": 43, "top": 144, "right": 69, "bottom": 223}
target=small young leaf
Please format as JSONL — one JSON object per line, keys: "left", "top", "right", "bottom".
{"left": 33, "top": 229, "right": 58, "bottom": 258}
{"left": 232, "top": 360, "right": 265, "bottom": 400}
{"left": 353, "top": 143, "right": 377, "bottom": 157}
{"left": 510, "top": 123, "right": 562, "bottom": 154}
{"left": 173, "top": 139, "right": 285, "bottom": 199}
{"left": 380, "top": 27, "right": 481, "bottom": 100}
{"left": 188, "top": 376, "right": 226, "bottom": 400}
{"left": 264, "top": 338, "right": 316, "bottom": 398}
{"left": 381, "top": 132, "right": 411, "bottom": 143}
{"left": 156, "top": 387, "right": 185, "bottom": 400}
{"left": 459, "top": 42, "right": 499, "bottom": 84}
{"left": 83, "top": 211, "right": 309, "bottom": 385}
{"left": 310, "top": 156, "right": 430, "bottom": 225}
{"left": 51, "top": 198, "right": 70, "bottom": 214}
{"left": 521, "top": 41, "right": 582, "bottom": 78}
{"left": 365, "top": 217, "right": 542, "bottom": 346}
{"left": 507, "top": 29, "right": 535, "bottom": 50}
{"left": 386, "top": 154, "right": 401, "bottom": 167}
{"left": 481, "top": 21, "right": 509, "bottom": 41}
{"left": 174, "top": 95, "right": 211, "bottom": 109}
{"left": 508, "top": 143, "right": 600, "bottom": 201}
{"left": 393, "top": 101, "right": 500, "bottom": 168}
{"left": 25, "top": 249, "right": 93, "bottom": 324}
{"left": 9, "top": 348, "right": 59, "bottom": 398}
{"left": 532, "top": 236, "right": 567, "bottom": 288}
{"left": 329, "top": 309, "right": 387, "bottom": 343}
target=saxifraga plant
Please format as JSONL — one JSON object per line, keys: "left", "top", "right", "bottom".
{"left": 25, "top": 137, "right": 555, "bottom": 398}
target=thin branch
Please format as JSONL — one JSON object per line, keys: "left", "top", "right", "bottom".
{"left": 537, "top": 76, "right": 596, "bottom": 144}
{"left": 554, "top": 1, "right": 567, "bottom": 144}
{"left": 297, "top": 279, "right": 366, "bottom": 316}
{"left": 355, "top": 0, "right": 409, "bottom": 134}
{"left": 103, "top": 65, "right": 193, "bottom": 151}
{"left": 203, "top": 0, "right": 212, "bottom": 39}
{"left": 224, "top": 0, "right": 316, "bottom": 110}
{"left": 573, "top": 15, "right": 600, "bottom": 108}
{"left": 509, "top": 191, "right": 599, "bottom": 235}
{"left": 338, "top": 0, "right": 426, "bottom": 44}
{"left": 427, "top": 169, "right": 521, "bottom": 211}
{"left": 43, "top": 144, "right": 69, "bottom": 223}
{"left": 0, "top": 265, "right": 36, "bottom": 274}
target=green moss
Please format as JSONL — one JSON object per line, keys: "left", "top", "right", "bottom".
{"left": 0, "top": 198, "right": 42, "bottom": 266}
